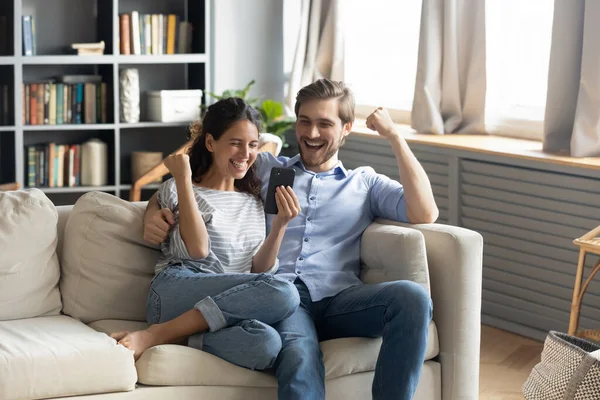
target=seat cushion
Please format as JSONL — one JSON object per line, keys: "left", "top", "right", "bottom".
{"left": 89, "top": 319, "right": 439, "bottom": 387}
{"left": 0, "top": 189, "right": 62, "bottom": 320}
{"left": 0, "top": 315, "right": 137, "bottom": 400}
{"left": 60, "top": 191, "right": 161, "bottom": 323}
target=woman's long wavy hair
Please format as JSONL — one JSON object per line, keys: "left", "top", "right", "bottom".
{"left": 187, "top": 97, "right": 262, "bottom": 197}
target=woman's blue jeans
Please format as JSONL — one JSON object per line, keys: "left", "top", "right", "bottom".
{"left": 147, "top": 264, "right": 300, "bottom": 370}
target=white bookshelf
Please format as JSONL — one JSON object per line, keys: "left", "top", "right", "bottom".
{"left": 1, "top": 0, "right": 212, "bottom": 205}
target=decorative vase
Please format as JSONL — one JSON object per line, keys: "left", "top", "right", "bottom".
{"left": 119, "top": 68, "right": 140, "bottom": 123}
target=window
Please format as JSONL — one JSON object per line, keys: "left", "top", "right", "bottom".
{"left": 485, "top": 0, "right": 555, "bottom": 140}
{"left": 342, "top": 0, "right": 422, "bottom": 122}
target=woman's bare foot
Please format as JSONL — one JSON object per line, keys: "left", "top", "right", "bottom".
{"left": 117, "top": 326, "right": 167, "bottom": 361}
{"left": 110, "top": 331, "right": 130, "bottom": 341}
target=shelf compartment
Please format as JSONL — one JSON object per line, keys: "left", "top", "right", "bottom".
{"left": 0, "top": 65, "right": 13, "bottom": 126}
{"left": 0, "top": 131, "right": 15, "bottom": 184}
{"left": 23, "top": 64, "right": 115, "bottom": 125}
{"left": 117, "top": 63, "right": 202, "bottom": 122}
{"left": 118, "top": 0, "right": 204, "bottom": 56}
{"left": 120, "top": 126, "right": 187, "bottom": 185}
{"left": 23, "top": 129, "right": 116, "bottom": 188}
{"left": 21, "top": 0, "right": 113, "bottom": 56}
{"left": 0, "top": 2, "right": 14, "bottom": 56}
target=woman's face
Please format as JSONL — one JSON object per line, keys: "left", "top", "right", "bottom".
{"left": 206, "top": 120, "right": 260, "bottom": 180}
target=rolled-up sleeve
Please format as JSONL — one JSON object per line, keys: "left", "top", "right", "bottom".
{"left": 363, "top": 168, "right": 409, "bottom": 223}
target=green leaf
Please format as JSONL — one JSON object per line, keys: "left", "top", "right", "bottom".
{"left": 261, "top": 100, "right": 284, "bottom": 123}
{"left": 240, "top": 80, "right": 256, "bottom": 99}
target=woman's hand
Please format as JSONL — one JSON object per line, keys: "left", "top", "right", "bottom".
{"left": 272, "top": 186, "right": 300, "bottom": 228}
{"left": 164, "top": 154, "right": 192, "bottom": 182}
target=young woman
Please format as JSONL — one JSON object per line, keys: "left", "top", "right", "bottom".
{"left": 111, "top": 97, "right": 301, "bottom": 370}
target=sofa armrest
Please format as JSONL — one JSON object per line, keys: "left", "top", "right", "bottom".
{"left": 372, "top": 219, "right": 483, "bottom": 400}
{"left": 360, "top": 222, "right": 430, "bottom": 295}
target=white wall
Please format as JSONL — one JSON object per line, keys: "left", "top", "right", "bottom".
{"left": 211, "top": 0, "right": 284, "bottom": 102}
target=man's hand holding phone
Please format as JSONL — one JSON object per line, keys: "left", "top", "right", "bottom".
{"left": 272, "top": 186, "right": 301, "bottom": 229}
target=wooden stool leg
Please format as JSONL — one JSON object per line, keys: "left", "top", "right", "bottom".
{"left": 569, "top": 249, "right": 587, "bottom": 335}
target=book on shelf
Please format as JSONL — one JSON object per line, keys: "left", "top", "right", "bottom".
{"left": 119, "top": 12, "right": 193, "bottom": 55}
{"left": 23, "top": 75, "right": 108, "bottom": 126}
{"left": 26, "top": 143, "right": 82, "bottom": 188}
{"left": 22, "top": 15, "right": 37, "bottom": 56}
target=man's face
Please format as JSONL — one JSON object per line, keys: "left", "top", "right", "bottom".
{"left": 295, "top": 98, "right": 352, "bottom": 169}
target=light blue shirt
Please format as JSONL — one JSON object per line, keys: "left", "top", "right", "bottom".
{"left": 256, "top": 152, "right": 408, "bottom": 301}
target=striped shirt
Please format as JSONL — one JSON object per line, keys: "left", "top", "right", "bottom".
{"left": 154, "top": 177, "right": 278, "bottom": 275}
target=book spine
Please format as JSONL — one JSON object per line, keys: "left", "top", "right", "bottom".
{"left": 56, "top": 83, "right": 64, "bottom": 125}
{"left": 167, "top": 15, "right": 176, "bottom": 55}
{"left": 43, "top": 83, "right": 50, "bottom": 124}
{"left": 76, "top": 83, "right": 83, "bottom": 124}
{"left": 131, "top": 11, "right": 141, "bottom": 55}
{"left": 22, "top": 16, "right": 32, "bottom": 56}
{"left": 49, "top": 83, "right": 56, "bottom": 125}
{"left": 120, "top": 14, "right": 131, "bottom": 55}
{"left": 27, "top": 146, "right": 35, "bottom": 187}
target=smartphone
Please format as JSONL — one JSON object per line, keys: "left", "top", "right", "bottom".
{"left": 264, "top": 167, "right": 296, "bottom": 214}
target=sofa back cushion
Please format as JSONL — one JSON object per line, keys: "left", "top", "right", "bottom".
{"left": 60, "top": 191, "right": 161, "bottom": 323}
{"left": 0, "top": 189, "right": 62, "bottom": 320}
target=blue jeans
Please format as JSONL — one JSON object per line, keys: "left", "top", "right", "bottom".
{"left": 273, "top": 278, "right": 432, "bottom": 400}
{"left": 146, "top": 264, "right": 300, "bottom": 370}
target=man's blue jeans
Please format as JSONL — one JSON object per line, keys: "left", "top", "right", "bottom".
{"left": 146, "top": 265, "right": 300, "bottom": 370}
{"left": 273, "top": 278, "right": 432, "bottom": 400}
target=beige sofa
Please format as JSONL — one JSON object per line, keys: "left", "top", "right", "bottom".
{"left": 0, "top": 189, "right": 483, "bottom": 400}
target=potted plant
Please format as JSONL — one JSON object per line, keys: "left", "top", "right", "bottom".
{"left": 201, "top": 80, "right": 296, "bottom": 150}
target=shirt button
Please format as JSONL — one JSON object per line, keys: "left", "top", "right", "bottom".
{"left": 310, "top": 196, "right": 315, "bottom": 201}
{"left": 297, "top": 270, "right": 302, "bottom": 274}
{"left": 304, "top": 238, "right": 309, "bottom": 242}
{"left": 298, "top": 257, "right": 304, "bottom": 261}
{"left": 307, "top": 216, "right": 312, "bottom": 221}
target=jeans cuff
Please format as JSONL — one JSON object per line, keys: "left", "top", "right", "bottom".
{"left": 188, "top": 333, "right": 204, "bottom": 350}
{"left": 194, "top": 296, "right": 227, "bottom": 332}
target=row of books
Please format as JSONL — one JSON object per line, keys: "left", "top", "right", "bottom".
{"left": 119, "top": 12, "right": 193, "bottom": 55}
{"left": 23, "top": 75, "right": 108, "bottom": 125}
{"left": 0, "top": 84, "right": 9, "bottom": 125}
{"left": 22, "top": 15, "right": 37, "bottom": 56}
{"left": 26, "top": 143, "right": 82, "bottom": 188}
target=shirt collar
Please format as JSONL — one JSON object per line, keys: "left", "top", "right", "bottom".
{"left": 288, "top": 154, "right": 348, "bottom": 177}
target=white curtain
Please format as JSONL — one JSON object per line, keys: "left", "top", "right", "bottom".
{"left": 543, "top": 0, "right": 600, "bottom": 157}
{"left": 411, "top": 0, "right": 486, "bottom": 134}
{"left": 284, "top": 0, "right": 344, "bottom": 112}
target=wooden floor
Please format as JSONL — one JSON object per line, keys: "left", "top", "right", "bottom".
{"left": 479, "top": 325, "right": 544, "bottom": 400}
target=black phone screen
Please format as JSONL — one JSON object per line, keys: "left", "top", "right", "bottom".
{"left": 264, "top": 167, "right": 296, "bottom": 214}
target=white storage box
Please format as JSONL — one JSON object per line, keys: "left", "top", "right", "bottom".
{"left": 147, "top": 89, "right": 203, "bottom": 123}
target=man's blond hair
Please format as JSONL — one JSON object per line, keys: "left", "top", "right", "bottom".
{"left": 294, "top": 79, "right": 355, "bottom": 126}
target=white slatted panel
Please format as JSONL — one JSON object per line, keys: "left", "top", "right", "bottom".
{"left": 460, "top": 159, "right": 600, "bottom": 338}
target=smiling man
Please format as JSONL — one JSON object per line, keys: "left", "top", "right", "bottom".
{"left": 142, "top": 79, "right": 438, "bottom": 400}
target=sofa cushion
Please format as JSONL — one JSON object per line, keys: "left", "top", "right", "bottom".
{"left": 89, "top": 319, "right": 439, "bottom": 387}
{"left": 0, "top": 188, "right": 62, "bottom": 320}
{"left": 0, "top": 315, "right": 137, "bottom": 400}
{"left": 360, "top": 220, "right": 430, "bottom": 295}
{"left": 60, "top": 191, "right": 161, "bottom": 323}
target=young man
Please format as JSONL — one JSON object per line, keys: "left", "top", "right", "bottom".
{"left": 142, "top": 79, "right": 438, "bottom": 399}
